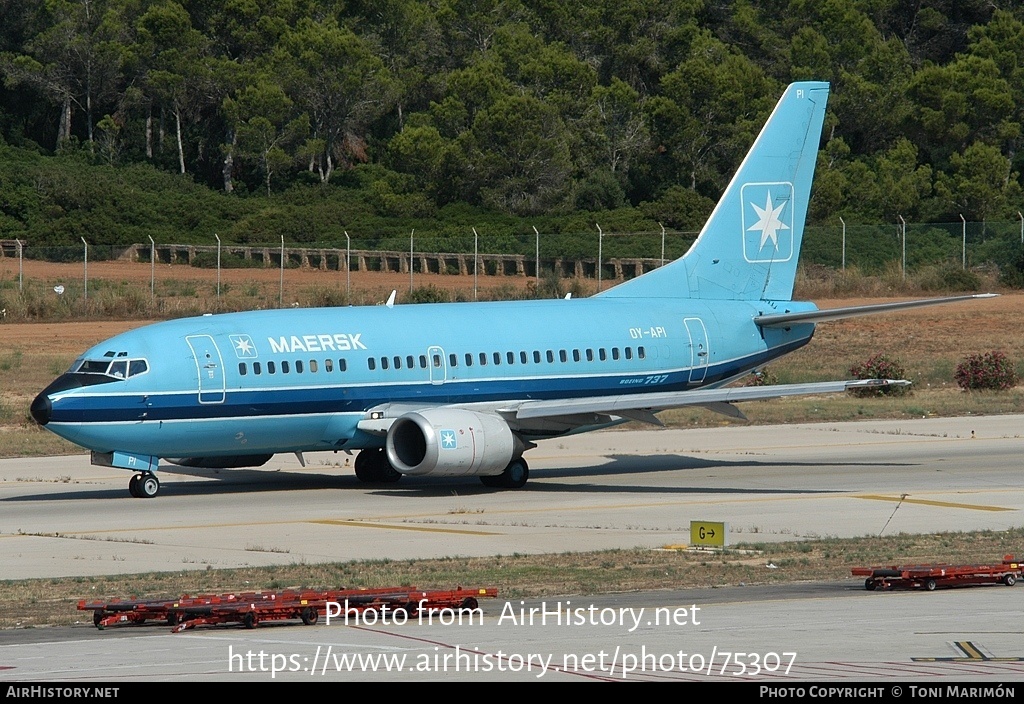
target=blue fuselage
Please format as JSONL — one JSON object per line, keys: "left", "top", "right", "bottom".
{"left": 32, "top": 296, "right": 816, "bottom": 459}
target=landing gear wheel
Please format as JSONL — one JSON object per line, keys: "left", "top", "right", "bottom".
{"left": 354, "top": 448, "right": 402, "bottom": 484}
{"left": 138, "top": 473, "right": 160, "bottom": 498}
{"left": 481, "top": 458, "right": 529, "bottom": 489}
{"left": 502, "top": 458, "right": 529, "bottom": 489}
{"left": 128, "top": 474, "right": 142, "bottom": 498}
{"left": 1003, "top": 574, "right": 1017, "bottom": 586}
{"left": 354, "top": 449, "right": 376, "bottom": 482}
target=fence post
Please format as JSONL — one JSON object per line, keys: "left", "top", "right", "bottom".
{"left": 660, "top": 222, "right": 665, "bottom": 266}
{"left": 596, "top": 223, "right": 603, "bottom": 292}
{"left": 345, "top": 230, "right": 351, "bottom": 298}
{"left": 215, "top": 233, "right": 221, "bottom": 298}
{"left": 839, "top": 216, "right": 846, "bottom": 271}
{"left": 898, "top": 215, "right": 906, "bottom": 279}
{"left": 960, "top": 214, "right": 966, "bottom": 269}
{"left": 81, "top": 237, "right": 88, "bottom": 300}
{"left": 148, "top": 235, "right": 155, "bottom": 298}
{"left": 533, "top": 225, "right": 540, "bottom": 285}
{"left": 472, "top": 227, "right": 478, "bottom": 300}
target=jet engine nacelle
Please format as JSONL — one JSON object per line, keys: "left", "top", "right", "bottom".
{"left": 386, "top": 409, "right": 520, "bottom": 477}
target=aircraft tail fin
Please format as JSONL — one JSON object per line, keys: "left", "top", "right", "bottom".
{"left": 601, "top": 81, "right": 829, "bottom": 302}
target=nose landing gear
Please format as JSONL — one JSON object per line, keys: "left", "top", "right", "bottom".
{"left": 128, "top": 472, "right": 160, "bottom": 498}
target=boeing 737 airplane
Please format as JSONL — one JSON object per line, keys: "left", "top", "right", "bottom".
{"left": 30, "top": 81, "right": 991, "bottom": 497}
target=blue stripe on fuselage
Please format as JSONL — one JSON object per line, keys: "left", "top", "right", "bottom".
{"left": 47, "top": 338, "right": 810, "bottom": 425}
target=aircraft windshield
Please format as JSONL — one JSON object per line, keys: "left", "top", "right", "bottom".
{"left": 74, "top": 360, "right": 112, "bottom": 374}
{"left": 70, "top": 358, "right": 149, "bottom": 378}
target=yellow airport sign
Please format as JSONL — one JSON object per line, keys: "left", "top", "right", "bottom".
{"left": 690, "top": 521, "right": 727, "bottom": 548}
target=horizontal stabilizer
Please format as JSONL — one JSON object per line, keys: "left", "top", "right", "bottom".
{"left": 754, "top": 294, "right": 997, "bottom": 327}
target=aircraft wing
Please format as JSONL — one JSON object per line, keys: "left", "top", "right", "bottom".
{"left": 507, "top": 379, "right": 907, "bottom": 425}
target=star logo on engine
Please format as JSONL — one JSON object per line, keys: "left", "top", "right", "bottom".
{"left": 440, "top": 430, "right": 457, "bottom": 449}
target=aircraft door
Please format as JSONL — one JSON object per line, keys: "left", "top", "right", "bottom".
{"left": 427, "top": 345, "right": 446, "bottom": 385}
{"left": 683, "top": 317, "right": 709, "bottom": 384}
{"left": 186, "top": 335, "right": 226, "bottom": 403}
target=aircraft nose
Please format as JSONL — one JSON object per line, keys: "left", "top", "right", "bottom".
{"left": 30, "top": 392, "right": 51, "bottom": 426}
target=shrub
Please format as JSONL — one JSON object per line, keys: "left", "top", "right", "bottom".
{"left": 918, "top": 263, "right": 981, "bottom": 292}
{"left": 745, "top": 367, "right": 779, "bottom": 386}
{"left": 848, "top": 353, "right": 909, "bottom": 396}
{"left": 954, "top": 351, "right": 1018, "bottom": 391}
{"left": 998, "top": 245, "right": 1024, "bottom": 288}
{"left": 406, "top": 285, "right": 452, "bottom": 304}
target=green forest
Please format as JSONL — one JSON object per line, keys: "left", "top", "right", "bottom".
{"left": 2, "top": 0, "right": 1024, "bottom": 275}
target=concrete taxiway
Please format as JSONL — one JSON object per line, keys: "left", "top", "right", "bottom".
{"left": 1, "top": 415, "right": 1023, "bottom": 682}
{"left": 2, "top": 415, "right": 1022, "bottom": 580}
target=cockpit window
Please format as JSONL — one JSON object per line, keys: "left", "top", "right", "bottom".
{"left": 71, "top": 358, "right": 150, "bottom": 379}
{"left": 76, "top": 360, "right": 112, "bottom": 374}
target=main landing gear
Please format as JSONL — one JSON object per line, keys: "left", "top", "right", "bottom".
{"left": 128, "top": 472, "right": 160, "bottom": 498}
{"left": 354, "top": 448, "right": 402, "bottom": 484}
{"left": 480, "top": 458, "right": 529, "bottom": 489}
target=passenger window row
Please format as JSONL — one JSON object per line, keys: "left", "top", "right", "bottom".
{"left": 237, "top": 346, "right": 648, "bottom": 378}
{"left": 238, "top": 358, "right": 348, "bottom": 376}
{"left": 370, "top": 346, "right": 646, "bottom": 371}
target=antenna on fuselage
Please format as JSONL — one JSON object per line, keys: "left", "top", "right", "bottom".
{"left": 386, "top": 290, "right": 397, "bottom": 308}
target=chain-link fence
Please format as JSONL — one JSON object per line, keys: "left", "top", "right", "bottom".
{"left": 0, "top": 220, "right": 1020, "bottom": 315}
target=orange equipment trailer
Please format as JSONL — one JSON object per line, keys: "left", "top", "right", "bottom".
{"left": 852, "top": 556, "right": 1021, "bottom": 592}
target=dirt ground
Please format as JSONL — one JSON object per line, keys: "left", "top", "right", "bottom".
{"left": 5, "top": 293, "right": 1020, "bottom": 357}
{"left": 1, "top": 255, "right": 1019, "bottom": 354}
{"left": 0, "top": 256, "right": 544, "bottom": 299}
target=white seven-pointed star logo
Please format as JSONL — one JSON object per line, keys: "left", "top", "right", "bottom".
{"left": 747, "top": 192, "right": 789, "bottom": 251}
{"left": 440, "top": 430, "right": 457, "bottom": 449}
{"left": 229, "top": 334, "right": 258, "bottom": 358}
